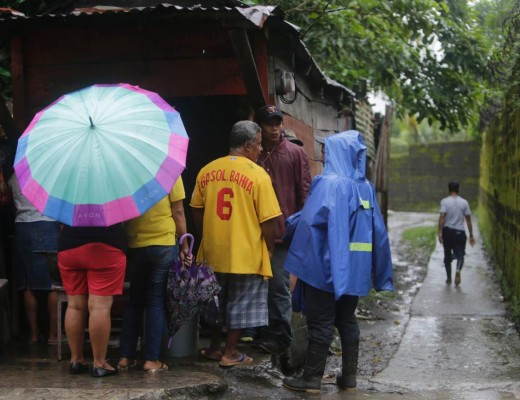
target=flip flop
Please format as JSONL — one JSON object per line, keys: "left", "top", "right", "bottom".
{"left": 145, "top": 362, "right": 168, "bottom": 373}
{"left": 200, "top": 348, "right": 222, "bottom": 361}
{"left": 117, "top": 359, "right": 137, "bottom": 371}
{"left": 219, "top": 353, "right": 253, "bottom": 368}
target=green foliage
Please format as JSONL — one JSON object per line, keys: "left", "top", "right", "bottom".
{"left": 401, "top": 225, "right": 437, "bottom": 255}
{"left": 246, "top": 0, "right": 512, "bottom": 133}
{"left": 391, "top": 114, "right": 474, "bottom": 145}
{"left": 0, "top": 0, "right": 513, "bottom": 133}
{"left": 358, "top": 288, "right": 398, "bottom": 310}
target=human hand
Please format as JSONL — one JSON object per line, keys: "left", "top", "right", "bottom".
{"left": 438, "top": 232, "right": 443, "bottom": 244}
{"left": 289, "top": 274, "right": 297, "bottom": 293}
{"left": 180, "top": 247, "right": 193, "bottom": 266}
{"left": 469, "top": 236, "right": 475, "bottom": 247}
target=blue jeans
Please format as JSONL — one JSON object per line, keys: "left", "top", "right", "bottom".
{"left": 119, "top": 245, "right": 177, "bottom": 361}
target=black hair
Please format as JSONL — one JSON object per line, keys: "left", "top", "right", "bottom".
{"left": 448, "top": 181, "right": 459, "bottom": 193}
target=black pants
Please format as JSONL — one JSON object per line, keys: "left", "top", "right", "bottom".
{"left": 442, "top": 227, "right": 466, "bottom": 267}
{"left": 303, "top": 282, "right": 359, "bottom": 346}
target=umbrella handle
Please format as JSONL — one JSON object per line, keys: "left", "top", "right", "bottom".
{"left": 179, "top": 233, "right": 194, "bottom": 256}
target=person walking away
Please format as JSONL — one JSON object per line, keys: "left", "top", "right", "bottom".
{"left": 438, "top": 181, "right": 475, "bottom": 286}
{"left": 282, "top": 131, "right": 394, "bottom": 393}
{"left": 254, "top": 105, "right": 311, "bottom": 355}
{"left": 8, "top": 174, "right": 60, "bottom": 345}
{"left": 118, "top": 176, "right": 191, "bottom": 373}
{"left": 191, "top": 120, "right": 281, "bottom": 367}
{"left": 57, "top": 223, "right": 127, "bottom": 377}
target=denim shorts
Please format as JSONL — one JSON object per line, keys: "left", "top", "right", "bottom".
{"left": 14, "top": 221, "right": 59, "bottom": 290}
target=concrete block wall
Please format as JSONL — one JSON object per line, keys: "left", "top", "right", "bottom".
{"left": 479, "top": 115, "right": 520, "bottom": 310}
{"left": 389, "top": 141, "right": 480, "bottom": 211}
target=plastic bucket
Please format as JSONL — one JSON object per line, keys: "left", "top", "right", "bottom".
{"left": 163, "top": 313, "right": 199, "bottom": 357}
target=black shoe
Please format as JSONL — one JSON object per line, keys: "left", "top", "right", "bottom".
{"left": 91, "top": 366, "right": 118, "bottom": 378}
{"left": 283, "top": 376, "right": 321, "bottom": 394}
{"left": 336, "top": 373, "right": 357, "bottom": 390}
{"left": 69, "top": 362, "right": 88, "bottom": 375}
{"left": 253, "top": 339, "right": 285, "bottom": 355}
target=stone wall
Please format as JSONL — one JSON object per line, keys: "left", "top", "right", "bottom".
{"left": 389, "top": 141, "right": 480, "bottom": 211}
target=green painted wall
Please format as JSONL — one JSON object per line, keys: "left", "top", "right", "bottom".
{"left": 389, "top": 141, "right": 480, "bottom": 211}
{"left": 480, "top": 113, "right": 520, "bottom": 319}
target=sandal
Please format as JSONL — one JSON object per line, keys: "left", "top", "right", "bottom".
{"left": 145, "top": 362, "right": 169, "bottom": 373}
{"left": 219, "top": 353, "right": 253, "bottom": 368}
{"left": 117, "top": 359, "right": 137, "bottom": 371}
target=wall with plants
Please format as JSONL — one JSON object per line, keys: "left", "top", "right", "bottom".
{"left": 389, "top": 141, "right": 480, "bottom": 211}
{"left": 479, "top": 110, "right": 520, "bottom": 323}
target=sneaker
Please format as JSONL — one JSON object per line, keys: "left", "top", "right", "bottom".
{"left": 455, "top": 271, "right": 461, "bottom": 286}
{"left": 446, "top": 279, "right": 451, "bottom": 285}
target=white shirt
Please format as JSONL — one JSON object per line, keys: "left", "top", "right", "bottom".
{"left": 8, "top": 174, "right": 54, "bottom": 223}
{"left": 440, "top": 194, "right": 471, "bottom": 231}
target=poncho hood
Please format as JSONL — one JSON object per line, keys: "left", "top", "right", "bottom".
{"left": 323, "top": 130, "right": 367, "bottom": 180}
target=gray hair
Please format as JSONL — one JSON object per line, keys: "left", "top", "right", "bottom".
{"left": 229, "top": 120, "right": 261, "bottom": 149}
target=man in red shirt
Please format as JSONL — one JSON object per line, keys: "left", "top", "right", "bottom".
{"left": 253, "top": 105, "right": 312, "bottom": 356}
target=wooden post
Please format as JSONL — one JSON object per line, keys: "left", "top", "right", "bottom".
{"left": 374, "top": 105, "right": 393, "bottom": 227}
{"left": 228, "top": 29, "right": 266, "bottom": 110}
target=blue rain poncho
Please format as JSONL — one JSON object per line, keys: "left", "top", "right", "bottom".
{"left": 284, "top": 130, "right": 394, "bottom": 299}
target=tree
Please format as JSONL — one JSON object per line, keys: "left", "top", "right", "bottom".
{"left": 247, "top": 0, "right": 508, "bottom": 132}
{"left": 0, "top": 0, "right": 511, "bottom": 133}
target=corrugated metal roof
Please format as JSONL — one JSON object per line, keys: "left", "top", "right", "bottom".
{"left": 0, "top": 1, "right": 248, "bottom": 21}
{"left": 0, "top": 0, "right": 355, "bottom": 102}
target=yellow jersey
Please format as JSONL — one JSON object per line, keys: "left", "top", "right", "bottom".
{"left": 190, "top": 156, "right": 281, "bottom": 277}
{"left": 126, "top": 177, "right": 185, "bottom": 248}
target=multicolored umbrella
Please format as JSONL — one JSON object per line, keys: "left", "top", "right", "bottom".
{"left": 14, "top": 83, "right": 189, "bottom": 226}
{"left": 166, "top": 233, "right": 220, "bottom": 346}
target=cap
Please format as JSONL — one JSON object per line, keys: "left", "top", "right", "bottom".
{"left": 315, "top": 135, "right": 326, "bottom": 144}
{"left": 256, "top": 105, "right": 283, "bottom": 123}
{"left": 282, "top": 129, "right": 304, "bottom": 146}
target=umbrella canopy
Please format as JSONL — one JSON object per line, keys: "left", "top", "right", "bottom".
{"left": 14, "top": 83, "right": 189, "bottom": 226}
{"left": 166, "top": 233, "right": 220, "bottom": 343}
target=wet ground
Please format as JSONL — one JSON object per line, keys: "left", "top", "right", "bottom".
{"left": 1, "top": 211, "right": 520, "bottom": 399}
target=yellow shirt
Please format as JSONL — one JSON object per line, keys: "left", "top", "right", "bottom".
{"left": 190, "top": 156, "right": 282, "bottom": 277}
{"left": 126, "top": 178, "right": 185, "bottom": 248}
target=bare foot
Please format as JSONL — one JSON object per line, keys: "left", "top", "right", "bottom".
{"left": 117, "top": 357, "right": 137, "bottom": 369}
{"left": 143, "top": 360, "right": 167, "bottom": 372}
